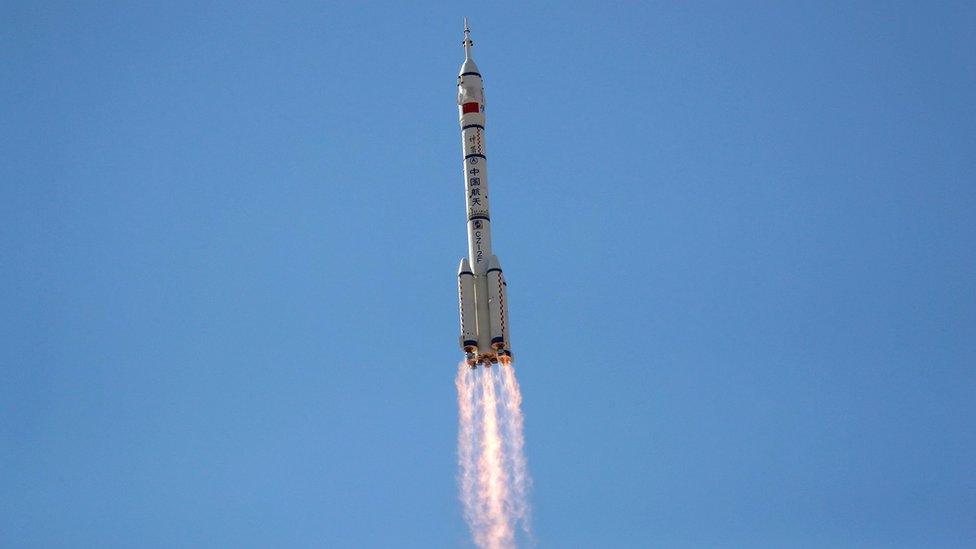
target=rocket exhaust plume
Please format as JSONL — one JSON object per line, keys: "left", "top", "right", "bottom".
{"left": 456, "top": 362, "right": 531, "bottom": 549}
{"left": 499, "top": 363, "right": 531, "bottom": 532}
{"left": 456, "top": 362, "right": 479, "bottom": 532}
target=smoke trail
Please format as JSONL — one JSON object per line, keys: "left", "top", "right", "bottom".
{"left": 456, "top": 362, "right": 531, "bottom": 549}
{"left": 456, "top": 363, "right": 479, "bottom": 533}
{"left": 499, "top": 363, "right": 531, "bottom": 534}
{"left": 478, "top": 366, "right": 512, "bottom": 548}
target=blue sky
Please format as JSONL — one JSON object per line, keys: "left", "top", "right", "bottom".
{"left": 2, "top": 2, "right": 974, "bottom": 547}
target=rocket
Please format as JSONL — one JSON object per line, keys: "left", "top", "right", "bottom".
{"left": 456, "top": 19, "right": 512, "bottom": 369}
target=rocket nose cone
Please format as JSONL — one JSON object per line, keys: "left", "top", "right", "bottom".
{"left": 459, "top": 58, "right": 480, "bottom": 75}
{"left": 458, "top": 257, "right": 473, "bottom": 274}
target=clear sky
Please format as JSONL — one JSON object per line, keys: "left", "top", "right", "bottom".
{"left": 2, "top": 2, "right": 974, "bottom": 547}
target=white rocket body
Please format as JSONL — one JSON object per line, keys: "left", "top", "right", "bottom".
{"left": 456, "top": 21, "right": 512, "bottom": 368}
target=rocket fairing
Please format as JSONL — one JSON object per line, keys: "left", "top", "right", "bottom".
{"left": 456, "top": 19, "right": 512, "bottom": 369}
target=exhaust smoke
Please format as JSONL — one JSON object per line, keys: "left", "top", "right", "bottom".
{"left": 456, "top": 362, "right": 532, "bottom": 549}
